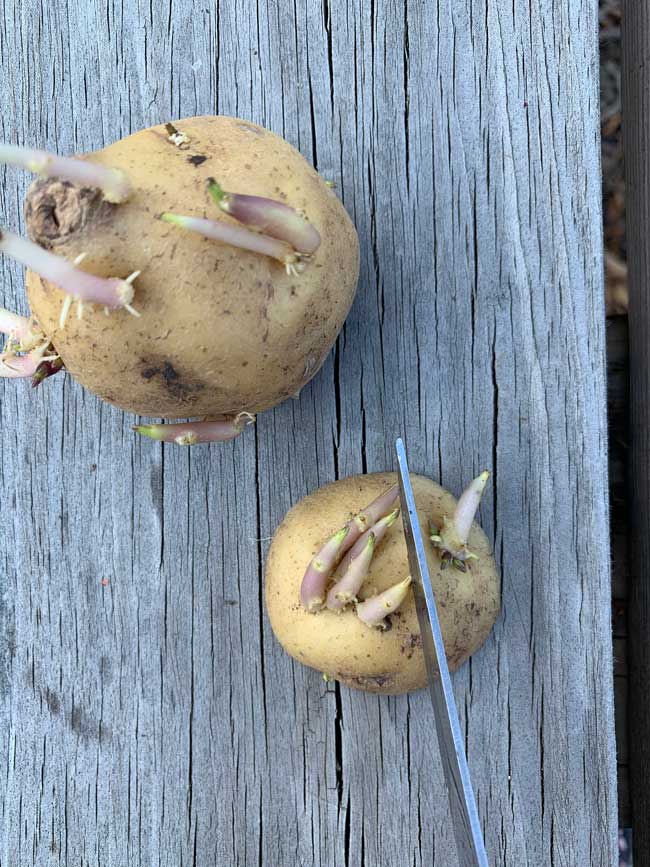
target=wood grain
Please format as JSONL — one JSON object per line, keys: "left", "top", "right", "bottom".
{"left": 622, "top": 1, "right": 650, "bottom": 860}
{"left": 0, "top": 0, "right": 617, "bottom": 864}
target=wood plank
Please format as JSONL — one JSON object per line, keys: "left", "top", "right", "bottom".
{"left": 622, "top": 2, "right": 650, "bottom": 859}
{"left": 618, "top": 764, "right": 632, "bottom": 831}
{"left": 613, "top": 637, "right": 627, "bottom": 678}
{"left": 614, "top": 675, "right": 629, "bottom": 765}
{"left": 606, "top": 317, "right": 631, "bottom": 835}
{"left": 0, "top": 0, "right": 617, "bottom": 864}
{"left": 607, "top": 318, "right": 629, "bottom": 601}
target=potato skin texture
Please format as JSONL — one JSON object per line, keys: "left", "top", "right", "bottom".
{"left": 265, "top": 473, "right": 500, "bottom": 695}
{"left": 25, "top": 116, "right": 359, "bottom": 417}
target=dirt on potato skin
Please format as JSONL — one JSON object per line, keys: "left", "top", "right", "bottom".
{"left": 25, "top": 115, "right": 359, "bottom": 418}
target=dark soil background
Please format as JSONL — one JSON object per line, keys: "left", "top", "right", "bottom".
{"left": 601, "top": 0, "right": 628, "bottom": 316}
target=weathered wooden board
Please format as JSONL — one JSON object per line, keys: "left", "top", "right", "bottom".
{"left": 606, "top": 315, "right": 630, "bottom": 830}
{"left": 0, "top": 1, "right": 617, "bottom": 864}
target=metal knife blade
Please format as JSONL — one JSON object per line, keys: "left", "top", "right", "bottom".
{"left": 395, "top": 438, "right": 488, "bottom": 867}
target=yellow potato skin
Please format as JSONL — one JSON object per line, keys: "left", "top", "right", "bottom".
{"left": 265, "top": 473, "right": 500, "bottom": 695}
{"left": 25, "top": 116, "right": 359, "bottom": 417}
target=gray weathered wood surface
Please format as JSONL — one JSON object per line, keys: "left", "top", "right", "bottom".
{"left": 0, "top": 1, "right": 617, "bottom": 864}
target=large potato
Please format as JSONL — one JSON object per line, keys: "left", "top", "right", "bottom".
{"left": 265, "top": 472, "right": 500, "bottom": 694}
{"left": 24, "top": 116, "right": 359, "bottom": 417}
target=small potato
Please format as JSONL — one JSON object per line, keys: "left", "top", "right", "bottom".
{"left": 265, "top": 472, "right": 500, "bottom": 694}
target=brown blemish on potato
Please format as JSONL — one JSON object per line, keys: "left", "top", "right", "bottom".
{"left": 139, "top": 358, "right": 205, "bottom": 399}
{"left": 161, "top": 361, "right": 178, "bottom": 383}
{"left": 337, "top": 672, "right": 394, "bottom": 690}
{"left": 400, "top": 633, "right": 422, "bottom": 660}
{"left": 187, "top": 154, "right": 208, "bottom": 166}
{"left": 25, "top": 178, "right": 114, "bottom": 249}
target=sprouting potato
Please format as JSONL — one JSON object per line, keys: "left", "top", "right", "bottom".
{"left": 265, "top": 472, "right": 500, "bottom": 695}
{"left": 0, "top": 116, "right": 359, "bottom": 444}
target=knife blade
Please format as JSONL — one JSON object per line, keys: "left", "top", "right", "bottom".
{"left": 395, "top": 438, "right": 488, "bottom": 867}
